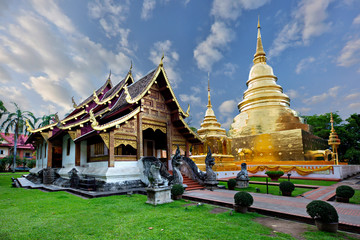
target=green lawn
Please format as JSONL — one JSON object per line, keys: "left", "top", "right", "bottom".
{"left": 248, "top": 177, "right": 338, "bottom": 186}
{"left": 219, "top": 181, "right": 310, "bottom": 197}
{"left": 0, "top": 174, "right": 355, "bottom": 240}
{"left": 349, "top": 190, "right": 360, "bottom": 204}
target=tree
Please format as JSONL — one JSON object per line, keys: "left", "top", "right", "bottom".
{"left": 0, "top": 103, "right": 36, "bottom": 172}
{"left": 303, "top": 112, "right": 342, "bottom": 139}
{"left": 37, "top": 114, "right": 56, "bottom": 128}
{"left": 0, "top": 100, "right": 7, "bottom": 120}
{"left": 303, "top": 112, "right": 360, "bottom": 164}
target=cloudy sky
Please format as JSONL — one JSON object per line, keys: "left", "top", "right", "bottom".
{"left": 0, "top": 0, "right": 359, "bottom": 129}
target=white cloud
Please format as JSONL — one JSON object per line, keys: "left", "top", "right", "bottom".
{"left": 218, "top": 100, "right": 237, "bottom": 115}
{"left": 88, "top": 0, "right": 130, "bottom": 46}
{"left": 141, "top": 0, "right": 156, "bottom": 20}
{"left": 32, "top": 0, "right": 75, "bottom": 33}
{"left": 353, "top": 14, "right": 360, "bottom": 25}
{"left": 345, "top": 93, "right": 360, "bottom": 100}
{"left": 337, "top": 38, "right": 360, "bottom": 67}
{"left": 295, "top": 56, "right": 315, "bottom": 74}
{"left": 179, "top": 94, "right": 202, "bottom": 106}
{"left": 211, "top": 0, "right": 270, "bottom": 20}
{"left": 194, "top": 0, "right": 269, "bottom": 72}
{"left": 295, "top": 107, "right": 311, "bottom": 114}
{"left": 223, "top": 62, "right": 238, "bottom": 77}
{"left": 0, "top": 86, "right": 30, "bottom": 112}
{"left": 0, "top": 2, "right": 132, "bottom": 116}
{"left": 29, "top": 76, "right": 72, "bottom": 111}
{"left": 194, "top": 21, "right": 234, "bottom": 71}
{"left": 0, "top": 65, "right": 11, "bottom": 83}
{"left": 303, "top": 86, "right": 340, "bottom": 104}
{"left": 286, "top": 89, "right": 299, "bottom": 99}
{"left": 149, "top": 40, "right": 181, "bottom": 88}
{"left": 348, "top": 102, "right": 360, "bottom": 109}
{"left": 270, "top": 0, "right": 332, "bottom": 57}
{"left": 218, "top": 100, "right": 237, "bottom": 129}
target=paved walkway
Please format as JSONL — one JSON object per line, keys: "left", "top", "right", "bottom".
{"left": 183, "top": 188, "right": 360, "bottom": 233}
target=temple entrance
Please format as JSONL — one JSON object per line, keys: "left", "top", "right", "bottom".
{"left": 143, "top": 128, "right": 167, "bottom": 167}
{"left": 51, "top": 139, "right": 63, "bottom": 168}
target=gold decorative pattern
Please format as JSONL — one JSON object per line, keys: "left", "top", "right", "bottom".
{"left": 90, "top": 107, "right": 141, "bottom": 131}
{"left": 100, "top": 133, "right": 110, "bottom": 149}
{"left": 40, "top": 132, "right": 49, "bottom": 141}
{"left": 68, "top": 131, "right": 77, "bottom": 141}
{"left": 61, "top": 109, "right": 86, "bottom": 124}
{"left": 143, "top": 124, "right": 166, "bottom": 134}
{"left": 115, "top": 139, "right": 137, "bottom": 149}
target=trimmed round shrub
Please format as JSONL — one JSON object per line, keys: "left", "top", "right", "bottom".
{"left": 265, "top": 171, "right": 284, "bottom": 176}
{"left": 234, "top": 192, "right": 253, "bottom": 207}
{"left": 336, "top": 185, "right": 355, "bottom": 199}
{"left": 228, "top": 179, "right": 236, "bottom": 190}
{"left": 279, "top": 181, "right": 295, "bottom": 193}
{"left": 306, "top": 200, "right": 338, "bottom": 223}
{"left": 171, "top": 184, "right": 184, "bottom": 196}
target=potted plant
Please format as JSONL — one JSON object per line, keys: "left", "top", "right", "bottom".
{"left": 233, "top": 191, "right": 253, "bottom": 213}
{"left": 171, "top": 184, "right": 184, "bottom": 200}
{"left": 336, "top": 185, "right": 355, "bottom": 203}
{"left": 279, "top": 181, "right": 295, "bottom": 196}
{"left": 306, "top": 200, "right": 338, "bottom": 233}
{"left": 265, "top": 171, "right": 284, "bottom": 181}
{"left": 228, "top": 179, "right": 236, "bottom": 190}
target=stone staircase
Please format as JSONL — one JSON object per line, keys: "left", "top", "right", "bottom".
{"left": 183, "top": 175, "right": 204, "bottom": 191}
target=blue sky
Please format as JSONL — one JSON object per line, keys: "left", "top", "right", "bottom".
{"left": 0, "top": 0, "right": 359, "bottom": 130}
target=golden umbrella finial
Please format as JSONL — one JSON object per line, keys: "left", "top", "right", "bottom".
{"left": 254, "top": 16, "right": 266, "bottom": 64}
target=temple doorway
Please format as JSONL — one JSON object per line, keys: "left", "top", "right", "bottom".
{"left": 51, "top": 139, "right": 63, "bottom": 168}
{"left": 143, "top": 128, "right": 168, "bottom": 167}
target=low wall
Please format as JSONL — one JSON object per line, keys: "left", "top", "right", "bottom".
{"left": 215, "top": 165, "right": 360, "bottom": 180}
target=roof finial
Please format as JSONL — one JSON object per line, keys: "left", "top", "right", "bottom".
{"left": 207, "top": 72, "right": 211, "bottom": 108}
{"left": 129, "top": 60, "right": 133, "bottom": 73}
{"left": 253, "top": 16, "right": 266, "bottom": 64}
{"left": 108, "top": 69, "right": 111, "bottom": 80}
{"left": 160, "top": 51, "right": 164, "bottom": 67}
{"left": 330, "top": 112, "right": 335, "bottom": 132}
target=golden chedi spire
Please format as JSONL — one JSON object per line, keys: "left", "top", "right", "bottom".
{"left": 253, "top": 16, "right": 266, "bottom": 64}
{"left": 328, "top": 112, "right": 341, "bottom": 165}
{"left": 197, "top": 73, "right": 226, "bottom": 139}
{"left": 229, "top": 18, "right": 309, "bottom": 137}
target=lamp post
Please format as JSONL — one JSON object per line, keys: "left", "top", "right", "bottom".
{"left": 287, "top": 173, "right": 291, "bottom": 181}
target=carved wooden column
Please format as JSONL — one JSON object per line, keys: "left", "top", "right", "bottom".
{"left": 109, "top": 130, "right": 115, "bottom": 167}
{"left": 185, "top": 141, "right": 189, "bottom": 158}
{"left": 137, "top": 112, "right": 143, "bottom": 159}
{"left": 166, "top": 120, "right": 172, "bottom": 161}
{"left": 75, "top": 129, "right": 81, "bottom": 166}
{"left": 47, "top": 141, "right": 53, "bottom": 168}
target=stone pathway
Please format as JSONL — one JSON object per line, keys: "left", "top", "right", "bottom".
{"left": 183, "top": 188, "right": 360, "bottom": 233}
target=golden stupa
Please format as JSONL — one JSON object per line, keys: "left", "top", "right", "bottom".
{"left": 229, "top": 18, "right": 327, "bottom": 164}
{"left": 328, "top": 113, "right": 341, "bottom": 165}
{"left": 191, "top": 74, "right": 236, "bottom": 172}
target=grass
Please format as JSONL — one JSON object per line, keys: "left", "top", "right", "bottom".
{"left": 248, "top": 177, "right": 338, "bottom": 186}
{"left": 349, "top": 190, "right": 360, "bottom": 204}
{"left": 0, "top": 174, "right": 356, "bottom": 239}
{"left": 219, "top": 181, "right": 310, "bottom": 196}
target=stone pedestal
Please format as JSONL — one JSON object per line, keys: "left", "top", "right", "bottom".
{"left": 204, "top": 180, "right": 218, "bottom": 190}
{"left": 145, "top": 186, "right": 173, "bottom": 205}
{"left": 236, "top": 180, "right": 249, "bottom": 189}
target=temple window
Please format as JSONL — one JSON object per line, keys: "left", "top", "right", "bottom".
{"left": 67, "top": 138, "right": 71, "bottom": 156}
{"left": 115, "top": 144, "right": 136, "bottom": 156}
{"left": 94, "top": 142, "right": 105, "bottom": 155}
{"left": 44, "top": 143, "right": 47, "bottom": 158}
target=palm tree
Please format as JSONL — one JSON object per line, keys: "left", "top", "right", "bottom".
{"left": 0, "top": 100, "right": 7, "bottom": 120}
{"left": 0, "top": 103, "right": 36, "bottom": 172}
{"left": 37, "top": 114, "right": 56, "bottom": 128}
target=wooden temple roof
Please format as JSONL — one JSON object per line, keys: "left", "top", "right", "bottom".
{"left": 26, "top": 63, "right": 202, "bottom": 144}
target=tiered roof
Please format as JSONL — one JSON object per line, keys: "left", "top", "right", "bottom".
{"left": 26, "top": 61, "right": 201, "bottom": 144}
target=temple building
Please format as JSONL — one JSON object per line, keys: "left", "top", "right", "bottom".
{"left": 229, "top": 19, "right": 327, "bottom": 164}
{"left": 191, "top": 75, "right": 235, "bottom": 173}
{"left": 26, "top": 58, "right": 202, "bottom": 185}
